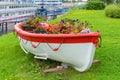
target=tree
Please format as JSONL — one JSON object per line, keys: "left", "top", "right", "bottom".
{"left": 100, "top": 0, "right": 120, "bottom": 4}
{"left": 114, "top": 0, "right": 117, "bottom": 4}
{"left": 88, "top": 0, "right": 120, "bottom": 4}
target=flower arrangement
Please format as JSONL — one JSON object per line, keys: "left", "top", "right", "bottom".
{"left": 46, "top": 18, "right": 92, "bottom": 34}
{"left": 22, "top": 17, "right": 92, "bottom": 34}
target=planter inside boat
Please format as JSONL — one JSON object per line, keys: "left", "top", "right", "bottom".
{"left": 14, "top": 19, "right": 101, "bottom": 72}
{"left": 33, "top": 29, "right": 46, "bottom": 33}
{"left": 22, "top": 18, "right": 93, "bottom": 34}
{"left": 23, "top": 26, "right": 36, "bottom": 31}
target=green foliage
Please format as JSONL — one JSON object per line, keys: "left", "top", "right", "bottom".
{"left": 85, "top": 1, "right": 105, "bottom": 10}
{"left": 100, "top": 0, "right": 120, "bottom": 4}
{"left": 105, "top": 4, "right": 120, "bottom": 18}
{"left": 88, "top": 0, "right": 113, "bottom": 4}
{"left": 100, "top": 0, "right": 113, "bottom": 4}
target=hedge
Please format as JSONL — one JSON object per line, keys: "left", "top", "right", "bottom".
{"left": 85, "top": 1, "right": 105, "bottom": 10}
{"left": 105, "top": 5, "right": 120, "bottom": 18}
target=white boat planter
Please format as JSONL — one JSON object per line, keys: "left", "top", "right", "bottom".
{"left": 14, "top": 23, "right": 101, "bottom": 72}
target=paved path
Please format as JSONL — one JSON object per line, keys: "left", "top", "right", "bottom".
{"left": 0, "top": 22, "right": 16, "bottom": 36}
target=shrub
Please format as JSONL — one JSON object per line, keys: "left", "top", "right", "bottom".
{"left": 89, "top": 0, "right": 114, "bottom": 4}
{"left": 100, "top": 0, "right": 113, "bottom": 4}
{"left": 105, "top": 5, "right": 120, "bottom": 18}
{"left": 85, "top": 1, "right": 105, "bottom": 10}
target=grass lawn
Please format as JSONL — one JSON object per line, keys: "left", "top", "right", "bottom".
{"left": 0, "top": 10, "right": 120, "bottom": 80}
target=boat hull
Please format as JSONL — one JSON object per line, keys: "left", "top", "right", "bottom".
{"left": 14, "top": 23, "right": 101, "bottom": 72}
{"left": 20, "top": 39, "right": 95, "bottom": 72}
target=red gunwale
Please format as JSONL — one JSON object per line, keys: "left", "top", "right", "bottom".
{"left": 14, "top": 23, "right": 101, "bottom": 45}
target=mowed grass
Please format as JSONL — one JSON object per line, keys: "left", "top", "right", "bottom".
{"left": 0, "top": 10, "right": 120, "bottom": 80}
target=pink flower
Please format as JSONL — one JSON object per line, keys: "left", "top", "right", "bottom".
{"left": 36, "top": 23, "right": 42, "bottom": 27}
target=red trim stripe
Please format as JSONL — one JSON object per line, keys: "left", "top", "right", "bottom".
{"left": 14, "top": 23, "right": 101, "bottom": 45}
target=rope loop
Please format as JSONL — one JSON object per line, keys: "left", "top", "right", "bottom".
{"left": 30, "top": 42, "right": 41, "bottom": 48}
{"left": 97, "top": 36, "right": 102, "bottom": 47}
{"left": 21, "top": 39, "right": 28, "bottom": 45}
{"left": 13, "top": 30, "right": 17, "bottom": 38}
{"left": 18, "top": 37, "right": 22, "bottom": 42}
{"left": 96, "top": 30, "right": 102, "bottom": 47}
{"left": 95, "top": 35, "right": 102, "bottom": 47}
{"left": 45, "top": 38, "right": 65, "bottom": 51}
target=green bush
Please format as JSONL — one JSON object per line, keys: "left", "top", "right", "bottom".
{"left": 85, "top": 1, "right": 105, "bottom": 10}
{"left": 105, "top": 5, "right": 120, "bottom": 18}
{"left": 89, "top": 0, "right": 120, "bottom": 4}
{"left": 100, "top": 0, "right": 113, "bottom": 4}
